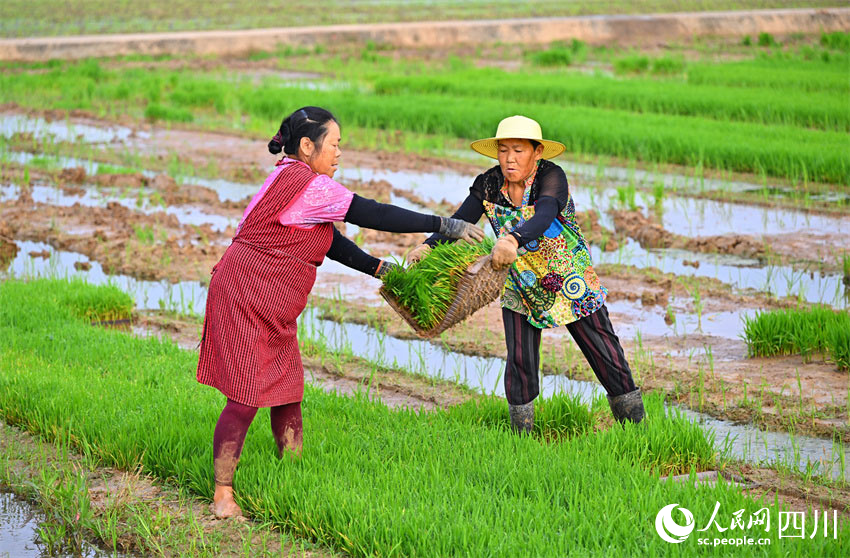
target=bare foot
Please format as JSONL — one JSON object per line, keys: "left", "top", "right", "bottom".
{"left": 211, "top": 485, "right": 243, "bottom": 519}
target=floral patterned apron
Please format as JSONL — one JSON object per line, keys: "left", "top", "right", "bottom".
{"left": 483, "top": 165, "right": 606, "bottom": 329}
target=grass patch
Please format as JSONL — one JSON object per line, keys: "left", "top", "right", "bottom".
{"left": 743, "top": 306, "right": 850, "bottom": 371}
{"left": 3, "top": 278, "right": 835, "bottom": 555}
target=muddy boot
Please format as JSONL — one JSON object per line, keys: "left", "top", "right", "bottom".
{"left": 508, "top": 402, "right": 534, "bottom": 434}
{"left": 607, "top": 388, "right": 645, "bottom": 424}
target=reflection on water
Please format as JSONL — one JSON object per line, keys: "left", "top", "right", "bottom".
{"left": 0, "top": 183, "right": 236, "bottom": 232}
{"left": 0, "top": 490, "right": 131, "bottom": 558}
{"left": 595, "top": 238, "right": 849, "bottom": 309}
{"left": 0, "top": 113, "right": 147, "bottom": 145}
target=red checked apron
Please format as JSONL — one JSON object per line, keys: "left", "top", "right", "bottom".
{"left": 197, "top": 161, "right": 333, "bottom": 407}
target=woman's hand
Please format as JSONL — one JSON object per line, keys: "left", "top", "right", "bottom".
{"left": 374, "top": 260, "right": 401, "bottom": 279}
{"left": 439, "top": 217, "right": 486, "bottom": 243}
{"left": 491, "top": 235, "right": 519, "bottom": 269}
{"left": 406, "top": 244, "right": 431, "bottom": 264}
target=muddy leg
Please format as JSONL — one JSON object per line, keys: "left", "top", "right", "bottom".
{"left": 212, "top": 398, "right": 258, "bottom": 518}
{"left": 271, "top": 401, "right": 303, "bottom": 458}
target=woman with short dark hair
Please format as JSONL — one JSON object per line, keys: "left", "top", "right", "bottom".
{"left": 197, "top": 106, "right": 484, "bottom": 518}
{"left": 408, "top": 115, "right": 645, "bottom": 433}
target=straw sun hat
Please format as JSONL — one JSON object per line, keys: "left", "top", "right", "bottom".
{"left": 470, "top": 115, "right": 566, "bottom": 159}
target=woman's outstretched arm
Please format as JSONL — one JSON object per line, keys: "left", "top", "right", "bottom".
{"left": 326, "top": 227, "right": 399, "bottom": 278}
{"left": 344, "top": 194, "right": 484, "bottom": 243}
{"left": 423, "top": 194, "right": 485, "bottom": 247}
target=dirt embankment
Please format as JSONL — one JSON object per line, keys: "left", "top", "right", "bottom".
{"left": 612, "top": 209, "right": 766, "bottom": 258}
{"left": 1, "top": 9, "right": 848, "bottom": 61}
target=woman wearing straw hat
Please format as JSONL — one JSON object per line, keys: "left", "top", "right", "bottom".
{"left": 408, "top": 115, "right": 644, "bottom": 432}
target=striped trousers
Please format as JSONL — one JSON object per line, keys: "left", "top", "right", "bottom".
{"left": 502, "top": 305, "right": 637, "bottom": 406}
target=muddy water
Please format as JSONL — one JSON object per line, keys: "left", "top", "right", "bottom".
{"left": 297, "top": 309, "right": 850, "bottom": 481}
{"left": 605, "top": 298, "right": 753, "bottom": 341}
{"left": 0, "top": 183, "right": 236, "bottom": 232}
{"left": 0, "top": 113, "right": 146, "bottom": 145}
{"left": 337, "top": 163, "right": 850, "bottom": 239}
{"left": 596, "top": 238, "right": 849, "bottom": 309}
{"left": 4, "top": 241, "right": 208, "bottom": 314}
{"left": 5, "top": 151, "right": 847, "bottom": 309}
{"left": 0, "top": 490, "right": 132, "bottom": 558}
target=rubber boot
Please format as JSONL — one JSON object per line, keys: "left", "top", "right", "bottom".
{"left": 508, "top": 402, "right": 534, "bottom": 434}
{"left": 607, "top": 388, "right": 645, "bottom": 424}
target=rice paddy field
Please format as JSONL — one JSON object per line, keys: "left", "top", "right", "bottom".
{"left": 1, "top": 5, "right": 850, "bottom": 557}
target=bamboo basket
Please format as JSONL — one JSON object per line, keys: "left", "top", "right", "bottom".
{"left": 379, "top": 254, "right": 509, "bottom": 339}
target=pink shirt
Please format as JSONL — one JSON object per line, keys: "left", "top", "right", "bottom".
{"left": 238, "top": 158, "right": 354, "bottom": 232}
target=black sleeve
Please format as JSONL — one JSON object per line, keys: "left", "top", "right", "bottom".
{"left": 536, "top": 164, "right": 569, "bottom": 211}
{"left": 325, "top": 226, "right": 381, "bottom": 276}
{"left": 424, "top": 193, "right": 485, "bottom": 247}
{"left": 509, "top": 196, "right": 559, "bottom": 248}
{"left": 344, "top": 194, "right": 441, "bottom": 233}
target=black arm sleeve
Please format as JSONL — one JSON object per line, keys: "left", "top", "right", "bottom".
{"left": 326, "top": 226, "right": 381, "bottom": 276}
{"left": 509, "top": 196, "right": 559, "bottom": 247}
{"left": 536, "top": 163, "right": 570, "bottom": 211}
{"left": 344, "top": 194, "right": 441, "bottom": 233}
{"left": 424, "top": 193, "right": 485, "bottom": 247}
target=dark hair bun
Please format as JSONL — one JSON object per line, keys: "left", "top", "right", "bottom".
{"left": 268, "top": 121, "right": 292, "bottom": 155}
{"left": 268, "top": 137, "right": 282, "bottom": 155}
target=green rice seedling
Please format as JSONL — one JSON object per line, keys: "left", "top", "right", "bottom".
{"left": 758, "top": 32, "right": 777, "bottom": 47}
{"left": 527, "top": 46, "right": 572, "bottom": 67}
{"left": 842, "top": 252, "right": 850, "bottom": 287}
{"left": 741, "top": 35, "right": 753, "bottom": 47}
{"left": 3, "top": 63, "right": 848, "bottom": 183}
{"left": 143, "top": 103, "right": 194, "bottom": 123}
{"left": 743, "top": 306, "right": 850, "bottom": 372}
{"left": 827, "top": 326, "right": 850, "bottom": 372}
{"left": 650, "top": 55, "right": 684, "bottom": 75}
{"left": 5, "top": 278, "right": 814, "bottom": 557}
{"left": 821, "top": 31, "right": 850, "bottom": 52}
{"left": 381, "top": 239, "right": 493, "bottom": 329}
{"left": 613, "top": 54, "right": 649, "bottom": 74}
{"left": 687, "top": 59, "right": 849, "bottom": 95}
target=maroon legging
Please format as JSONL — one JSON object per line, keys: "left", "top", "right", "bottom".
{"left": 213, "top": 398, "right": 303, "bottom": 486}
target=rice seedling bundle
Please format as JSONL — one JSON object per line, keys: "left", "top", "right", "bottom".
{"left": 743, "top": 306, "right": 850, "bottom": 371}
{"left": 381, "top": 239, "right": 493, "bottom": 330}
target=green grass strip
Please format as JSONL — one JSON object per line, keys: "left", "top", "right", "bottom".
{"left": 4, "top": 279, "right": 846, "bottom": 555}
{"left": 2, "top": 62, "right": 847, "bottom": 185}
{"left": 381, "top": 239, "right": 493, "bottom": 329}
{"left": 743, "top": 306, "right": 850, "bottom": 371}
{"left": 687, "top": 59, "right": 850, "bottom": 95}
{"left": 373, "top": 68, "right": 850, "bottom": 131}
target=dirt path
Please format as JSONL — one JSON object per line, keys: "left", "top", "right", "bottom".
{"left": 1, "top": 8, "right": 848, "bottom": 61}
